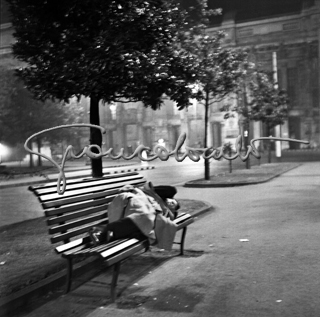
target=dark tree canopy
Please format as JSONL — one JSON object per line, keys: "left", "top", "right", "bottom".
{"left": 8, "top": 0, "right": 199, "bottom": 109}
{"left": 7, "top": 0, "right": 208, "bottom": 176}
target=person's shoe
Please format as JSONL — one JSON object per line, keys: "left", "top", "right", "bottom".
{"left": 89, "top": 227, "right": 102, "bottom": 246}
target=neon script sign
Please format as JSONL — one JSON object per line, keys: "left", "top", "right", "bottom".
{"left": 24, "top": 124, "right": 309, "bottom": 194}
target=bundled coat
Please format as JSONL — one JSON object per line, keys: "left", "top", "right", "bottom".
{"left": 108, "top": 183, "right": 177, "bottom": 250}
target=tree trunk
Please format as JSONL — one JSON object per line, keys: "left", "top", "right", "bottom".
{"left": 37, "top": 137, "right": 42, "bottom": 167}
{"left": 29, "top": 152, "right": 34, "bottom": 168}
{"left": 89, "top": 95, "right": 103, "bottom": 178}
{"left": 267, "top": 124, "right": 272, "bottom": 163}
{"left": 204, "top": 91, "right": 210, "bottom": 180}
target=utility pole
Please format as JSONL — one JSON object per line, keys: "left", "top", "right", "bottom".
{"left": 243, "top": 82, "right": 250, "bottom": 169}
{"left": 273, "top": 51, "right": 282, "bottom": 161}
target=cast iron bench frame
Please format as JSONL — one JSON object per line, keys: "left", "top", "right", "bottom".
{"left": 28, "top": 171, "right": 194, "bottom": 302}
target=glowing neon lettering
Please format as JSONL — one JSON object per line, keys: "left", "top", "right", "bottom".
{"left": 24, "top": 124, "right": 310, "bottom": 194}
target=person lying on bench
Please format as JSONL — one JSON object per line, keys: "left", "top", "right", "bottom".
{"left": 89, "top": 182, "right": 180, "bottom": 250}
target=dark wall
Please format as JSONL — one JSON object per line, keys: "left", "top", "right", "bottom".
{"left": 0, "top": 0, "right": 11, "bottom": 24}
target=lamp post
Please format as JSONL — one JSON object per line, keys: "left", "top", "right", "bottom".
{"left": 244, "top": 127, "right": 250, "bottom": 169}
{"left": 273, "top": 51, "right": 282, "bottom": 161}
{"left": 243, "top": 82, "right": 250, "bottom": 169}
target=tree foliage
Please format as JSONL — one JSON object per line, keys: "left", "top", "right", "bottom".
{"left": 178, "top": 1, "right": 247, "bottom": 106}
{"left": 0, "top": 74, "right": 85, "bottom": 148}
{"left": 0, "top": 61, "right": 20, "bottom": 142}
{"left": 225, "top": 68, "right": 289, "bottom": 134}
{"left": 177, "top": 0, "right": 248, "bottom": 179}
{"left": 7, "top": 0, "right": 199, "bottom": 109}
{"left": 7, "top": 0, "right": 204, "bottom": 176}
{"left": 246, "top": 70, "right": 288, "bottom": 133}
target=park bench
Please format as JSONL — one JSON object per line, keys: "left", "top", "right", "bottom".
{"left": 28, "top": 171, "right": 194, "bottom": 302}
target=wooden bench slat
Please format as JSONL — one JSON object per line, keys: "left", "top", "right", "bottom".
{"left": 102, "top": 240, "right": 149, "bottom": 267}
{"left": 60, "top": 238, "right": 136, "bottom": 257}
{"left": 55, "top": 236, "right": 92, "bottom": 254}
{"left": 62, "top": 239, "right": 149, "bottom": 268}
{"left": 174, "top": 213, "right": 193, "bottom": 223}
{"left": 174, "top": 213, "right": 194, "bottom": 230}
{"left": 39, "top": 176, "right": 146, "bottom": 202}
{"left": 45, "top": 197, "right": 113, "bottom": 217}
{"left": 42, "top": 179, "right": 145, "bottom": 208}
{"left": 29, "top": 172, "right": 140, "bottom": 192}
{"left": 176, "top": 217, "right": 194, "bottom": 230}
{"left": 99, "top": 238, "right": 142, "bottom": 258}
{"left": 60, "top": 241, "right": 93, "bottom": 256}
{"left": 87, "top": 238, "right": 132, "bottom": 254}
{"left": 43, "top": 189, "right": 118, "bottom": 209}
{"left": 73, "top": 238, "right": 134, "bottom": 256}
{"left": 56, "top": 236, "right": 131, "bottom": 256}
{"left": 50, "top": 219, "right": 108, "bottom": 244}
{"left": 49, "top": 211, "right": 108, "bottom": 234}
{"left": 47, "top": 203, "right": 110, "bottom": 225}
{"left": 33, "top": 173, "right": 144, "bottom": 196}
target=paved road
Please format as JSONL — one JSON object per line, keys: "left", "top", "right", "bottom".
{"left": 20, "top": 162, "right": 320, "bottom": 317}
{"left": 0, "top": 154, "right": 315, "bottom": 227}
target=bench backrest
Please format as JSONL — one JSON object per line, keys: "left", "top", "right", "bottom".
{"left": 29, "top": 172, "right": 146, "bottom": 245}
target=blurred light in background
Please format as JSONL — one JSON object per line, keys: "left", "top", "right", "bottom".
{"left": 109, "top": 103, "right": 117, "bottom": 120}
{"left": 0, "top": 143, "right": 10, "bottom": 163}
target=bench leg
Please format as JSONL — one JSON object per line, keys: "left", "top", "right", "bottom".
{"left": 180, "top": 227, "right": 187, "bottom": 255}
{"left": 66, "top": 258, "right": 73, "bottom": 293}
{"left": 110, "top": 262, "right": 121, "bottom": 302}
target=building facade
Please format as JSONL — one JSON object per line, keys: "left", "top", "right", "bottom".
{"left": 208, "top": 0, "right": 320, "bottom": 149}
{"left": 95, "top": 0, "right": 320, "bottom": 152}
{"left": 1, "top": 0, "right": 320, "bottom": 156}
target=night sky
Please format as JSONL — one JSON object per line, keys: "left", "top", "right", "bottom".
{"left": 0, "top": 0, "right": 310, "bottom": 25}
{"left": 181, "top": 0, "right": 307, "bottom": 25}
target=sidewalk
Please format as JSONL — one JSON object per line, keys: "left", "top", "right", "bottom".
{"left": 185, "top": 162, "right": 300, "bottom": 187}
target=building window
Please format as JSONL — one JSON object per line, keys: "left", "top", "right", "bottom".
{"left": 311, "top": 58, "right": 319, "bottom": 109}
{"left": 287, "top": 67, "right": 298, "bottom": 108}
{"left": 237, "top": 28, "right": 253, "bottom": 38}
{"left": 277, "top": 68, "right": 282, "bottom": 89}
{"left": 283, "top": 22, "right": 300, "bottom": 32}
